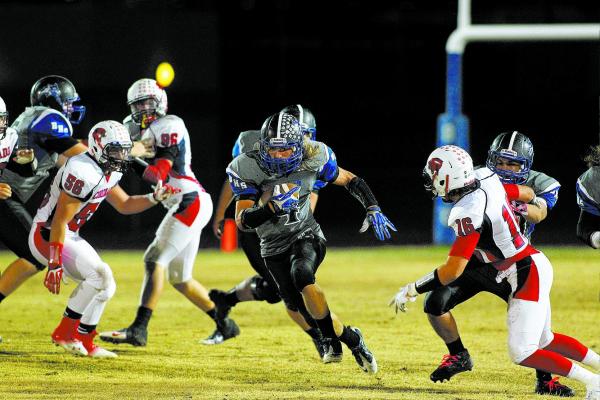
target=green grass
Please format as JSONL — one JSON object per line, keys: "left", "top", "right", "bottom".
{"left": 0, "top": 246, "right": 598, "bottom": 400}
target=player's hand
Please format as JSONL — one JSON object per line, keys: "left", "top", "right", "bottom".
{"left": 388, "top": 282, "right": 418, "bottom": 314}
{"left": 152, "top": 180, "right": 181, "bottom": 203}
{"left": 269, "top": 185, "right": 301, "bottom": 214}
{"left": 0, "top": 183, "right": 11, "bottom": 200}
{"left": 360, "top": 206, "right": 397, "bottom": 240}
{"left": 213, "top": 218, "right": 225, "bottom": 239}
{"left": 510, "top": 201, "right": 528, "bottom": 217}
{"left": 14, "top": 149, "right": 35, "bottom": 164}
{"left": 44, "top": 265, "right": 64, "bottom": 295}
{"left": 131, "top": 141, "right": 155, "bottom": 159}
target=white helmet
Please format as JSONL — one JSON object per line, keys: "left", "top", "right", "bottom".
{"left": 0, "top": 96, "right": 8, "bottom": 138}
{"left": 127, "top": 78, "right": 168, "bottom": 128}
{"left": 423, "top": 145, "right": 476, "bottom": 200}
{"left": 88, "top": 120, "right": 133, "bottom": 174}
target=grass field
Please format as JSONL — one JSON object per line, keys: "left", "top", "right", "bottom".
{"left": 0, "top": 246, "right": 598, "bottom": 400}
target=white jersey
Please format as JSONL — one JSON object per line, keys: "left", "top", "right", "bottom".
{"left": 0, "top": 127, "right": 18, "bottom": 172}
{"left": 448, "top": 168, "right": 533, "bottom": 271}
{"left": 136, "top": 115, "right": 204, "bottom": 198}
{"left": 33, "top": 153, "right": 122, "bottom": 233}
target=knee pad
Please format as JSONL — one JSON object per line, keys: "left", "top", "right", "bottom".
{"left": 423, "top": 287, "right": 454, "bottom": 316}
{"left": 291, "top": 264, "right": 316, "bottom": 292}
{"left": 92, "top": 262, "right": 116, "bottom": 302}
{"left": 508, "top": 338, "right": 539, "bottom": 364}
{"left": 249, "top": 275, "right": 281, "bottom": 304}
{"left": 539, "top": 330, "right": 555, "bottom": 350}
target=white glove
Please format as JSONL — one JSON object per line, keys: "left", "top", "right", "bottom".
{"left": 388, "top": 282, "right": 418, "bottom": 314}
{"left": 149, "top": 180, "right": 180, "bottom": 204}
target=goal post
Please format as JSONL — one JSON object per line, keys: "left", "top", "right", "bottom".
{"left": 433, "top": 0, "right": 600, "bottom": 244}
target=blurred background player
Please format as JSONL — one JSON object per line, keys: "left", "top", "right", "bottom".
{"left": 28, "top": 120, "right": 176, "bottom": 358}
{"left": 100, "top": 79, "right": 238, "bottom": 347}
{"left": 576, "top": 146, "right": 600, "bottom": 249}
{"left": 391, "top": 145, "right": 600, "bottom": 400}
{"left": 209, "top": 104, "right": 328, "bottom": 354}
{"left": 422, "top": 132, "right": 571, "bottom": 396}
{"left": 0, "top": 76, "right": 87, "bottom": 317}
{"left": 227, "top": 111, "right": 396, "bottom": 374}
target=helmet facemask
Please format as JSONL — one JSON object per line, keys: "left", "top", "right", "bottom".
{"left": 130, "top": 97, "right": 159, "bottom": 129}
{"left": 486, "top": 150, "right": 531, "bottom": 184}
{"left": 98, "top": 142, "right": 132, "bottom": 174}
{"left": 259, "top": 113, "right": 304, "bottom": 176}
{"left": 37, "top": 82, "right": 86, "bottom": 125}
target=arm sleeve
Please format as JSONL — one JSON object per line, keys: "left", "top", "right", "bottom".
{"left": 226, "top": 166, "right": 259, "bottom": 201}
{"left": 503, "top": 183, "right": 520, "bottom": 201}
{"left": 42, "top": 136, "right": 79, "bottom": 154}
{"left": 448, "top": 232, "right": 481, "bottom": 259}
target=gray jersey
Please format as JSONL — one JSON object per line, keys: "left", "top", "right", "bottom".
{"left": 123, "top": 115, "right": 142, "bottom": 141}
{"left": 1, "top": 107, "right": 76, "bottom": 203}
{"left": 227, "top": 141, "right": 338, "bottom": 257}
{"left": 577, "top": 167, "right": 600, "bottom": 216}
{"left": 231, "top": 130, "right": 260, "bottom": 158}
{"left": 521, "top": 169, "right": 560, "bottom": 238}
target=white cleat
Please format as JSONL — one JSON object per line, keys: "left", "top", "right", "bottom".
{"left": 87, "top": 346, "right": 118, "bottom": 358}
{"left": 586, "top": 375, "right": 600, "bottom": 400}
{"left": 53, "top": 339, "right": 88, "bottom": 357}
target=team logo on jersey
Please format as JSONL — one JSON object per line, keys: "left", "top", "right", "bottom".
{"left": 428, "top": 157, "right": 444, "bottom": 178}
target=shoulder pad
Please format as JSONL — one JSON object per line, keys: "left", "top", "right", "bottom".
{"left": 448, "top": 190, "right": 485, "bottom": 236}
{"left": 149, "top": 115, "right": 187, "bottom": 148}
{"left": 30, "top": 109, "right": 73, "bottom": 138}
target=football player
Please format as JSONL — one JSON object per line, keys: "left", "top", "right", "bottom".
{"left": 0, "top": 76, "right": 88, "bottom": 313}
{"left": 28, "top": 120, "right": 176, "bottom": 358}
{"left": 422, "top": 132, "right": 572, "bottom": 396}
{"left": 576, "top": 146, "right": 600, "bottom": 249}
{"left": 391, "top": 145, "right": 600, "bottom": 399}
{"left": 209, "top": 104, "right": 328, "bottom": 353}
{"left": 99, "top": 79, "right": 238, "bottom": 347}
{"left": 227, "top": 111, "right": 396, "bottom": 374}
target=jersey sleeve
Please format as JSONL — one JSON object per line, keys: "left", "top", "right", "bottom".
{"left": 316, "top": 145, "right": 339, "bottom": 183}
{"left": 29, "top": 110, "right": 73, "bottom": 140}
{"left": 231, "top": 134, "right": 242, "bottom": 159}
{"left": 576, "top": 177, "right": 600, "bottom": 216}
{"left": 312, "top": 179, "right": 328, "bottom": 193}
{"left": 226, "top": 156, "right": 260, "bottom": 200}
{"left": 59, "top": 160, "right": 99, "bottom": 201}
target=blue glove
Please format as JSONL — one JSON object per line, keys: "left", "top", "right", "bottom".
{"left": 270, "top": 185, "right": 301, "bottom": 214}
{"left": 360, "top": 205, "right": 397, "bottom": 241}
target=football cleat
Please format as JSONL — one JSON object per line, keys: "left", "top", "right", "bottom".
{"left": 201, "top": 318, "right": 240, "bottom": 345}
{"left": 209, "top": 289, "right": 233, "bottom": 320}
{"left": 51, "top": 317, "right": 88, "bottom": 356}
{"left": 430, "top": 350, "right": 474, "bottom": 382}
{"left": 585, "top": 375, "right": 600, "bottom": 400}
{"left": 77, "top": 331, "right": 117, "bottom": 359}
{"left": 99, "top": 325, "right": 148, "bottom": 346}
{"left": 349, "top": 327, "right": 378, "bottom": 374}
{"left": 321, "top": 338, "right": 343, "bottom": 364}
{"left": 536, "top": 377, "right": 575, "bottom": 397}
{"left": 312, "top": 337, "right": 327, "bottom": 360}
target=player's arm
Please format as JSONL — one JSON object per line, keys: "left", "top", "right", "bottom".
{"left": 503, "top": 183, "right": 535, "bottom": 203}
{"left": 227, "top": 166, "right": 274, "bottom": 230}
{"left": 213, "top": 179, "right": 234, "bottom": 238}
{"left": 577, "top": 209, "right": 600, "bottom": 249}
{"left": 141, "top": 150, "right": 174, "bottom": 185}
{"left": 309, "top": 192, "right": 319, "bottom": 213}
{"left": 106, "top": 182, "right": 178, "bottom": 215}
{"left": 44, "top": 191, "right": 82, "bottom": 295}
{"left": 331, "top": 166, "right": 396, "bottom": 240}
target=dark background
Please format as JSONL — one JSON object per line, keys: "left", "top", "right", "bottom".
{"left": 0, "top": 0, "right": 598, "bottom": 248}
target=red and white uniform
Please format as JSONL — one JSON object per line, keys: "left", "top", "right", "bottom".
{"left": 0, "top": 127, "right": 18, "bottom": 171}
{"left": 448, "top": 167, "right": 554, "bottom": 364}
{"left": 139, "top": 115, "right": 212, "bottom": 283}
{"left": 28, "top": 153, "right": 119, "bottom": 326}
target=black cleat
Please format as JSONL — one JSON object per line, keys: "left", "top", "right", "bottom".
{"left": 535, "top": 377, "right": 575, "bottom": 397}
{"left": 349, "top": 327, "right": 378, "bottom": 374}
{"left": 201, "top": 318, "right": 240, "bottom": 345}
{"left": 322, "top": 338, "right": 343, "bottom": 364}
{"left": 209, "top": 289, "right": 233, "bottom": 320}
{"left": 99, "top": 325, "right": 148, "bottom": 346}
{"left": 430, "top": 349, "right": 473, "bottom": 382}
{"left": 312, "top": 337, "right": 327, "bottom": 359}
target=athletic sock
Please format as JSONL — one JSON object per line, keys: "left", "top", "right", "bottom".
{"left": 546, "top": 332, "right": 591, "bottom": 362}
{"left": 583, "top": 349, "right": 600, "bottom": 370}
{"left": 77, "top": 323, "right": 97, "bottom": 335}
{"left": 446, "top": 337, "right": 466, "bottom": 355}
{"left": 339, "top": 326, "right": 360, "bottom": 348}
{"left": 132, "top": 306, "right": 153, "bottom": 328}
{"left": 225, "top": 289, "right": 240, "bottom": 306}
{"left": 0, "top": 292, "right": 6, "bottom": 303}
{"left": 567, "top": 364, "right": 598, "bottom": 387}
{"left": 305, "top": 327, "right": 323, "bottom": 341}
{"left": 206, "top": 308, "right": 218, "bottom": 321}
{"left": 520, "top": 349, "right": 573, "bottom": 377}
{"left": 64, "top": 307, "right": 83, "bottom": 320}
{"left": 315, "top": 312, "right": 336, "bottom": 339}
{"left": 536, "top": 369, "right": 553, "bottom": 381}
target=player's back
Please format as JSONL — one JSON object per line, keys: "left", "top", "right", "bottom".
{"left": 3, "top": 106, "right": 74, "bottom": 202}
{"left": 576, "top": 166, "right": 600, "bottom": 216}
{"left": 452, "top": 168, "right": 532, "bottom": 270}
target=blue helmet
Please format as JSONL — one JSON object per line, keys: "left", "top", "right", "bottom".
{"left": 30, "top": 75, "right": 86, "bottom": 125}
{"left": 280, "top": 104, "right": 316, "bottom": 140}
{"left": 486, "top": 131, "right": 534, "bottom": 184}
{"left": 259, "top": 112, "right": 304, "bottom": 176}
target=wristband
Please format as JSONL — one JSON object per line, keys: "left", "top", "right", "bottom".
{"left": 414, "top": 269, "right": 443, "bottom": 294}
{"left": 48, "top": 242, "right": 63, "bottom": 268}
{"left": 146, "top": 192, "right": 159, "bottom": 205}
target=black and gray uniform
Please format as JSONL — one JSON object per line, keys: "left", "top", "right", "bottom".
{"left": 227, "top": 141, "right": 338, "bottom": 315}
{"left": 424, "top": 167, "right": 560, "bottom": 315}
{"left": 0, "top": 107, "right": 78, "bottom": 269}
{"left": 576, "top": 166, "right": 600, "bottom": 247}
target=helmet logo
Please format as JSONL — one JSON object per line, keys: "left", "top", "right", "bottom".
{"left": 92, "top": 127, "right": 106, "bottom": 149}
{"left": 428, "top": 157, "right": 444, "bottom": 178}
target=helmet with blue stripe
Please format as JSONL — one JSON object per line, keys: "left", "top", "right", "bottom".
{"left": 486, "top": 131, "right": 534, "bottom": 184}
{"left": 280, "top": 104, "right": 316, "bottom": 140}
{"left": 30, "top": 75, "right": 86, "bottom": 125}
{"left": 259, "top": 112, "right": 303, "bottom": 176}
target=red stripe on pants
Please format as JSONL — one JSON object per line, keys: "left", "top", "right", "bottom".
{"left": 514, "top": 258, "right": 539, "bottom": 302}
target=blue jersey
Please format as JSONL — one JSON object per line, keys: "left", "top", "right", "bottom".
{"left": 1, "top": 106, "right": 77, "bottom": 202}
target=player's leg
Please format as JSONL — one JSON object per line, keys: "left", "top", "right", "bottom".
{"left": 508, "top": 253, "right": 599, "bottom": 398}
